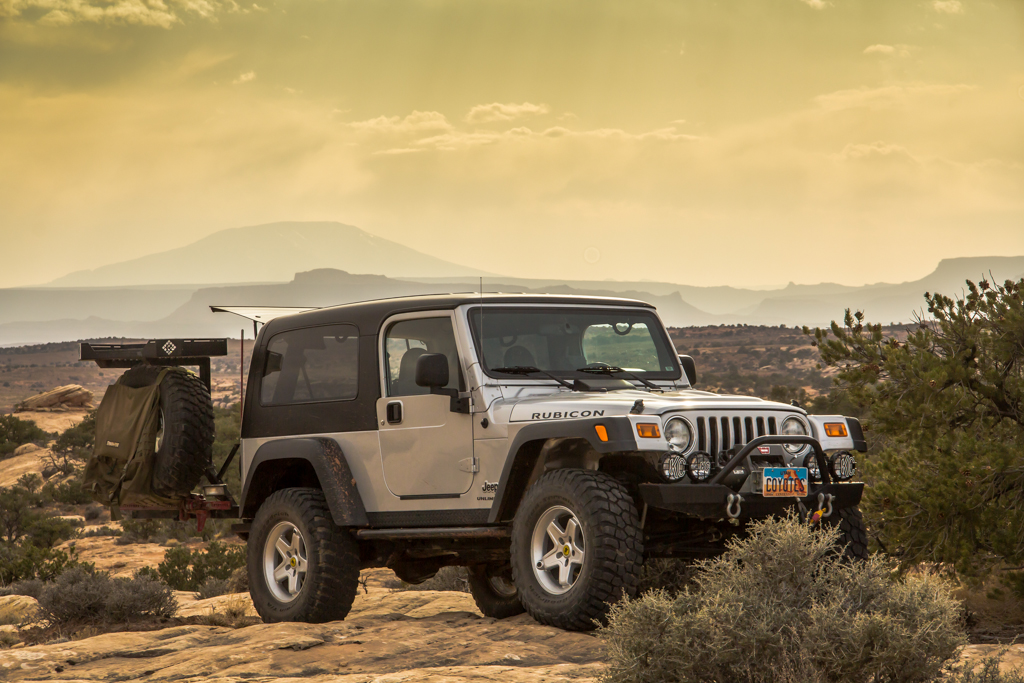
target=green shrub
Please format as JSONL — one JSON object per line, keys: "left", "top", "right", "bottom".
{"left": 16, "top": 473, "right": 42, "bottom": 494}
{"left": 81, "top": 526, "right": 121, "bottom": 538}
{"left": 0, "top": 578, "right": 43, "bottom": 598}
{"left": 41, "top": 478, "right": 91, "bottom": 505}
{"left": 117, "top": 516, "right": 231, "bottom": 545}
{"left": 0, "top": 542, "right": 89, "bottom": 584}
{"left": 227, "top": 566, "right": 248, "bottom": 593}
{"left": 24, "top": 515, "right": 80, "bottom": 549}
{"left": 157, "top": 541, "right": 246, "bottom": 591}
{"left": 0, "top": 414, "right": 50, "bottom": 458}
{"left": 36, "top": 568, "right": 177, "bottom": 627}
{"left": 104, "top": 575, "right": 177, "bottom": 623}
{"left": 194, "top": 577, "right": 231, "bottom": 600}
{"left": 212, "top": 404, "right": 241, "bottom": 494}
{"left": 45, "top": 411, "right": 95, "bottom": 475}
{"left": 601, "top": 515, "right": 966, "bottom": 683}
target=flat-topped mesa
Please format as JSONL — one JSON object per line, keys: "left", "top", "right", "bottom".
{"left": 15, "top": 384, "right": 94, "bottom": 412}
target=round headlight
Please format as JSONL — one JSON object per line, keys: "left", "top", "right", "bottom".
{"left": 829, "top": 451, "right": 857, "bottom": 481}
{"left": 781, "top": 416, "right": 808, "bottom": 454}
{"left": 659, "top": 453, "right": 687, "bottom": 482}
{"left": 686, "top": 451, "right": 714, "bottom": 482}
{"left": 802, "top": 452, "right": 821, "bottom": 482}
{"left": 664, "top": 417, "right": 694, "bottom": 453}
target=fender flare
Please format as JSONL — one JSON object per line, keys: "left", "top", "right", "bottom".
{"left": 242, "top": 437, "right": 369, "bottom": 527}
{"left": 487, "top": 416, "right": 636, "bottom": 523}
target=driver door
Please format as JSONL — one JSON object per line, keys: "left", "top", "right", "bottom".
{"left": 377, "top": 313, "right": 475, "bottom": 498}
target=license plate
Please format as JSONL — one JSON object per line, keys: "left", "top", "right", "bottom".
{"left": 762, "top": 467, "right": 809, "bottom": 497}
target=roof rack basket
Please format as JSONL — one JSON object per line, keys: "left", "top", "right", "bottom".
{"left": 80, "top": 339, "right": 228, "bottom": 392}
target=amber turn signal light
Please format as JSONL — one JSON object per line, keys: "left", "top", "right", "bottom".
{"left": 595, "top": 425, "right": 609, "bottom": 442}
{"left": 824, "top": 422, "right": 848, "bottom": 438}
{"left": 636, "top": 423, "right": 661, "bottom": 439}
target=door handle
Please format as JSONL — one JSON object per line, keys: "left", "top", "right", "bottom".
{"left": 385, "top": 401, "right": 403, "bottom": 425}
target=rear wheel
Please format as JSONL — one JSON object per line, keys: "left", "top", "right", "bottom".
{"left": 468, "top": 564, "right": 525, "bottom": 619}
{"left": 248, "top": 488, "right": 359, "bottom": 623}
{"left": 510, "top": 469, "right": 643, "bottom": 631}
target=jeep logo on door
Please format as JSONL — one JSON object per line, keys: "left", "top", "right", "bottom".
{"left": 481, "top": 481, "right": 498, "bottom": 493}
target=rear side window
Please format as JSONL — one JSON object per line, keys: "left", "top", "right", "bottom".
{"left": 260, "top": 324, "right": 359, "bottom": 405}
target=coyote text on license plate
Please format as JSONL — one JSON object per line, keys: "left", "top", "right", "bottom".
{"left": 762, "top": 467, "right": 809, "bottom": 497}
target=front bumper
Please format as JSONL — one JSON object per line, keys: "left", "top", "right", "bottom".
{"left": 638, "top": 481, "right": 864, "bottom": 520}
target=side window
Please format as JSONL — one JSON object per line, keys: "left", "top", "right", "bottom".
{"left": 385, "top": 317, "right": 464, "bottom": 397}
{"left": 260, "top": 324, "right": 359, "bottom": 405}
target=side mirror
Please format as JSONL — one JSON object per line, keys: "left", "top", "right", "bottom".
{"left": 415, "top": 353, "right": 449, "bottom": 389}
{"left": 678, "top": 355, "right": 697, "bottom": 387}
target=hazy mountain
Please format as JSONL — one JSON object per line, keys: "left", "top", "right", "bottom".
{"left": 3, "top": 253, "right": 1022, "bottom": 347}
{"left": 47, "top": 222, "right": 490, "bottom": 287}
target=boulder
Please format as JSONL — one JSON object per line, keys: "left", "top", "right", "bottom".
{"left": 12, "top": 443, "right": 41, "bottom": 457}
{"left": 0, "top": 595, "right": 39, "bottom": 626}
{"left": 15, "top": 385, "right": 93, "bottom": 412}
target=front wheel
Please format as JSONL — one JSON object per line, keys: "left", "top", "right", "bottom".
{"left": 510, "top": 469, "right": 643, "bottom": 631}
{"left": 824, "top": 505, "right": 869, "bottom": 561}
{"left": 248, "top": 487, "right": 360, "bottom": 623}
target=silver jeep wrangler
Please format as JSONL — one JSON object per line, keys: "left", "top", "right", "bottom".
{"left": 236, "top": 294, "right": 866, "bottom": 630}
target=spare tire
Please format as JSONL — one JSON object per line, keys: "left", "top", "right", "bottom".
{"left": 117, "top": 365, "right": 214, "bottom": 497}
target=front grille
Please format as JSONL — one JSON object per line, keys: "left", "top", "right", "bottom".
{"left": 690, "top": 412, "right": 781, "bottom": 455}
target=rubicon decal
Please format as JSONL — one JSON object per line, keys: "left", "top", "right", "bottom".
{"left": 530, "top": 410, "right": 605, "bottom": 420}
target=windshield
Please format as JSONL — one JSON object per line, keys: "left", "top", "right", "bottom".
{"left": 468, "top": 307, "right": 681, "bottom": 381}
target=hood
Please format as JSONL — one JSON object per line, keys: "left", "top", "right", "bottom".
{"left": 505, "top": 389, "right": 803, "bottom": 423}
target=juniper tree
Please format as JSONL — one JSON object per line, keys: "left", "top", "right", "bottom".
{"left": 808, "top": 278, "right": 1024, "bottom": 575}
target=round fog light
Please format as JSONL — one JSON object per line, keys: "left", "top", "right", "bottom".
{"left": 802, "top": 452, "right": 821, "bottom": 482}
{"left": 659, "top": 453, "right": 687, "bottom": 482}
{"left": 829, "top": 451, "right": 857, "bottom": 481}
{"left": 686, "top": 451, "right": 713, "bottom": 482}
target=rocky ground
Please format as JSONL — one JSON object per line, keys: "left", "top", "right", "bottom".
{"left": 1, "top": 567, "right": 605, "bottom": 683}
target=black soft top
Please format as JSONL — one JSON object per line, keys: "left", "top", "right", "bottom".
{"left": 261, "top": 293, "right": 656, "bottom": 338}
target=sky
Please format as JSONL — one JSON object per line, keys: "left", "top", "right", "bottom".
{"left": 0, "top": 0, "right": 1022, "bottom": 289}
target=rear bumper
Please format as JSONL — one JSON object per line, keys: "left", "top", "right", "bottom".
{"left": 639, "top": 482, "right": 864, "bottom": 520}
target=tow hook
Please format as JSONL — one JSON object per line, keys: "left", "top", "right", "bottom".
{"left": 726, "top": 493, "right": 744, "bottom": 519}
{"left": 817, "top": 492, "right": 834, "bottom": 519}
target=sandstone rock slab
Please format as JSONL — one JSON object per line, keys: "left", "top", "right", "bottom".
{"left": 0, "top": 589, "right": 604, "bottom": 682}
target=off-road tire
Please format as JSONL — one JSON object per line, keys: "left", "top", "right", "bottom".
{"left": 468, "top": 564, "right": 525, "bottom": 619}
{"left": 826, "top": 505, "right": 869, "bottom": 561}
{"left": 248, "top": 488, "right": 360, "bottom": 623}
{"left": 118, "top": 365, "right": 214, "bottom": 497}
{"left": 510, "top": 469, "right": 643, "bottom": 631}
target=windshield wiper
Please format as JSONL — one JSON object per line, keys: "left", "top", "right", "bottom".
{"left": 576, "top": 363, "right": 661, "bottom": 391}
{"left": 491, "top": 366, "right": 575, "bottom": 390}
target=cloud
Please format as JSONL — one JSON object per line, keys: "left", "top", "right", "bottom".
{"left": 349, "top": 110, "right": 452, "bottom": 134}
{"left": 232, "top": 70, "right": 255, "bottom": 84}
{"left": 464, "top": 102, "right": 550, "bottom": 124}
{"left": 863, "top": 44, "right": 913, "bottom": 57}
{"left": 814, "top": 83, "right": 974, "bottom": 111}
{"left": 798, "top": 0, "right": 828, "bottom": 8}
{"left": 834, "top": 141, "right": 920, "bottom": 164}
{"left": 1, "top": 0, "right": 230, "bottom": 27}
{"left": 932, "top": 0, "right": 963, "bottom": 13}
